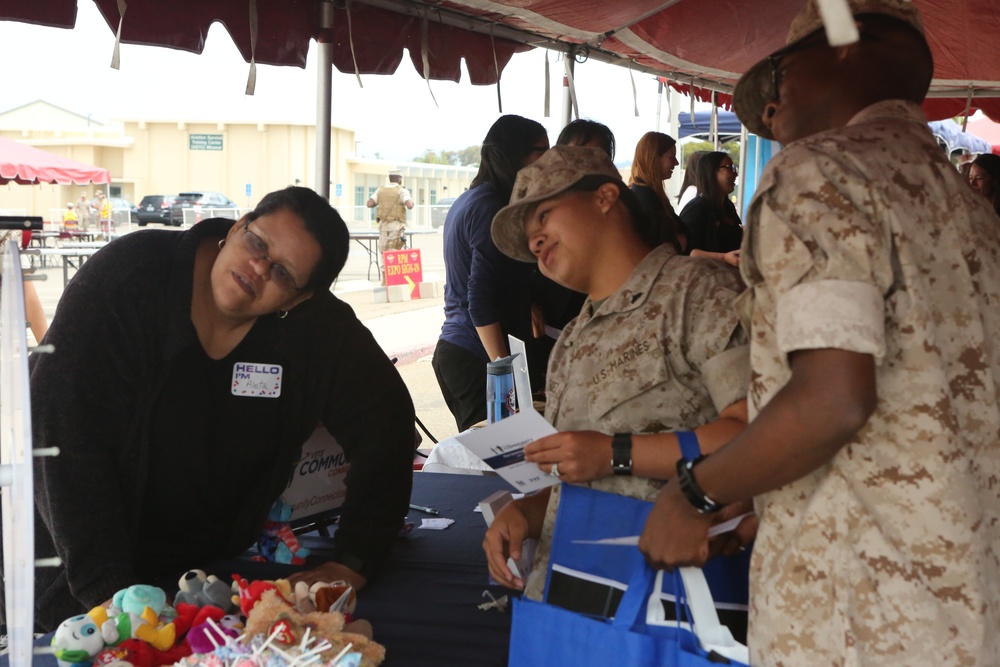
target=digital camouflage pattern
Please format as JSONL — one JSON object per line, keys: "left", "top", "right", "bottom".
{"left": 375, "top": 183, "right": 410, "bottom": 254}
{"left": 524, "top": 243, "right": 750, "bottom": 599}
{"left": 740, "top": 100, "right": 1000, "bottom": 666}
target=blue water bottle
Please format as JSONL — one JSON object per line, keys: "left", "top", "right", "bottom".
{"left": 486, "top": 354, "right": 519, "bottom": 424}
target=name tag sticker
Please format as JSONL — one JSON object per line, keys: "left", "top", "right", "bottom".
{"left": 232, "top": 362, "right": 283, "bottom": 398}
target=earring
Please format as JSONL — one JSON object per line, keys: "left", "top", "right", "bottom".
{"left": 218, "top": 239, "right": 226, "bottom": 249}
{"left": 277, "top": 310, "right": 289, "bottom": 320}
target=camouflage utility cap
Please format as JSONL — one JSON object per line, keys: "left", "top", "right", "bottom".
{"left": 492, "top": 145, "right": 622, "bottom": 263}
{"left": 733, "top": 0, "right": 926, "bottom": 139}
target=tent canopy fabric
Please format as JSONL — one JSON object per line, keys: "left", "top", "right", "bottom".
{"left": 967, "top": 117, "right": 1000, "bottom": 155}
{"left": 0, "top": 0, "right": 998, "bottom": 120}
{"left": 678, "top": 111, "right": 744, "bottom": 140}
{"left": 0, "top": 137, "right": 111, "bottom": 186}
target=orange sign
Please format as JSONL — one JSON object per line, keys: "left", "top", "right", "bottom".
{"left": 384, "top": 248, "right": 422, "bottom": 298}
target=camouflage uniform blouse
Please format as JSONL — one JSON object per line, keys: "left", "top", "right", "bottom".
{"left": 525, "top": 243, "right": 749, "bottom": 598}
{"left": 741, "top": 100, "right": 1000, "bottom": 667}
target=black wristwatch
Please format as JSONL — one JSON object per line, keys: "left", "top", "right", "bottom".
{"left": 676, "top": 455, "right": 724, "bottom": 514}
{"left": 611, "top": 432, "right": 632, "bottom": 476}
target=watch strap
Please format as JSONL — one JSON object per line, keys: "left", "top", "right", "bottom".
{"left": 676, "top": 455, "right": 724, "bottom": 514}
{"left": 611, "top": 432, "right": 633, "bottom": 476}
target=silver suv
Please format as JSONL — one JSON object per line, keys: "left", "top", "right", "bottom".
{"left": 169, "top": 191, "right": 238, "bottom": 225}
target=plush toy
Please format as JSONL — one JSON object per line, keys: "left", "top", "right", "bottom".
{"left": 185, "top": 615, "right": 242, "bottom": 654}
{"left": 231, "top": 573, "right": 293, "bottom": 617}
{"left": 95, "top": 638, "right": 192, "bottom": 667}
{"left": 242, "top": 590, "right": 384, "bottom": 666}
{"left": 254, "top": 499, "right": 311, "bottom": 564}
{"left": 292, "top": 580, "right": 358, "bottom": 617}
{"left": 52, "top": 614, "right": 106, "bottom": 667}
{"left": 112, "top": 585, "right": 168, "bottom": 618}
{"left": 90, "top": 603, "right": 177, "bottom": 652}
{"left": 174, "top": 570, "right": 236, "bottom": 613}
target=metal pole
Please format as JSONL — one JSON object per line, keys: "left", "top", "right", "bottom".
{"left": 737, "top": 124, "right": 749, "bottom": 217}
{"left": 655, "top": 78, "right": 664, "bottom": 132}
{"left": 315, "top": 1, "right": 335, "bottom": 200}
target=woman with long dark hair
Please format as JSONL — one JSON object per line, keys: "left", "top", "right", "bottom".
{"left": 680, "top": 151, "right": 743, "bottom": 266}
{"left": 433, "top": 114, "right": 549, "bottom": 431}
{"left": 970, "top": 153, "right": 1000, "bottom": 217}
{"left": 628, "top": 131, "right": 683, "bottom": 250}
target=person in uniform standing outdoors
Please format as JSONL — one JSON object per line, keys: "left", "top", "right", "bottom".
{"left": 482, "top": 146, "right": 750, "bottom": 605}
{"left": 76, "top": 192, "right": 92, "bottom": 230}
{"left": 367, "top": 172, "right": 414, "bottom": 258}
{"left": 638, "top": 1, "right": 1000, "bottom": 665}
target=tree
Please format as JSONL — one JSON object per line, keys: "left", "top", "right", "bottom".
{"left": 413, "top": 145, "right": 481, "bottom": 166}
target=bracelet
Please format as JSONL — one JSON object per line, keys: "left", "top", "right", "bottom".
{"left": 675, "top": 455, "right": 724, "bottom": 514}
{"left": 611, "top": 432, "right": 632, "bottom": 476}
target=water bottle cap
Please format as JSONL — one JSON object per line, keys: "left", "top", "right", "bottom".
{"left": 486, "top": 353, "right": 519, "bottom": 374}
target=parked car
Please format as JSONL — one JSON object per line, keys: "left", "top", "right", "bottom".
{"left": 137, "top": 194, "right": 178, "bottom": 226}
{"left": 430, "top": 197, "right": 457, "bottom": 229}
{"left": 169, "top": 191, "right": 238, "bottom": 225}
{"left": 110, "top": 197, "right": 140, "bottom": 225}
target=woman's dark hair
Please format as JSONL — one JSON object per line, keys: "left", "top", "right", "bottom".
{"left": 694, "top": 151, "right": 741, "bottom": 221}
{"left": 677, "top": 150, "right": 708, "bottom": 203}
{"left": 556, "top": 119, "right": 616, "bottom": 159}
{"left": 972, "top": 154, "right": 1000, "bottom": 213}
{"left": 471, "top": 115, "right": 548, "bottom": 200}
{"left": 565, "top": 175, "right": 676, "bottom": 251}
{"left": 244, "top": 186, "right": 350, "bottom": 292}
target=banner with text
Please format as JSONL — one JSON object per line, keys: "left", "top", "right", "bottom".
{"left": 280, "top": 425, "right": 349, "bottom": 523}
{"left": 384, "top": 248, "right": 422, "bottom": 298}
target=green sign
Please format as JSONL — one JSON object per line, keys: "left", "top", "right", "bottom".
{"left": 189, "top": 133, "right": 224, "bottom": 151}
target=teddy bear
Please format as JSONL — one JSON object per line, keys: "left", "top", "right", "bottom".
{"left": 231, "top": 573, "right": 294, "bottom": 617}
{"left": 52, "top": 614, "right": 106, "bottom": 667}
{"left": 174, "top": 570, "right": 236, "bottom": 613}
{"left": 241, "top": 590, "right": 384, "bottom": 667}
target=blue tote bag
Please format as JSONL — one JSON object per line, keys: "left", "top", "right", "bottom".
{"left": 508, "top": 484, "right": 751, "bottom": 666}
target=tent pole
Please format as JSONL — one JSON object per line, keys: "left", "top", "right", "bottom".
{"left": 315, "top": 1, "right": 335, "bottom": 200}
{"left": 737, "top": 124, "right": 748, "bottom": 217}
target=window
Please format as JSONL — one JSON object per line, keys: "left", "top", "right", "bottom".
{"left": 355, "top": 186, "right": 365, "bottom": 207}
{"left": 430, "top": 189, "right": 437, "bottom": 205}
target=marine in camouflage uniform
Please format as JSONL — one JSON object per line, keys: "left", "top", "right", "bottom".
{"left": 740, "top": 99, "right": 1000, "bottom": 666}
{"left": 368, "top": 174, "right": 413, "bottom": 256}
{"left": 638, "top": 1, "right": 1000, "bottom": 664}
{"left": 524, "top": 243, "right": 749, "bottom": 599}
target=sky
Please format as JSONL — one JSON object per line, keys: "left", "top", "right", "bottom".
{"left": 0, "top": 2, "right": 696, "bottom": 165}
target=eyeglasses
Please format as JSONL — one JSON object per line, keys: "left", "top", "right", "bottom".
{"left": 718, "top": 164, "right": 739, "bottom": 175}
{"left": 240, "top": 222, "right": 303, "bottom": 292}
{"left": 768, "top": 29, "right": 872, "bottom": 102}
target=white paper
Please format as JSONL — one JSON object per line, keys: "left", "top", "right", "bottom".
{"left": 454, "top": 409, "right": 559, "bottom": 493}
{"left": 571, "top": 512, "right": 755, "bottom": 545}
{"left": 418, "top": 518, "right": 454, "bottom": 530}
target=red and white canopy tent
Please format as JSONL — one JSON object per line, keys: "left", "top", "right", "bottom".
{"left": 2, "top": 0, "right": 999, "bottom": 189}
{"left": 0, "top": 136, "right": 110, "bottom": 186}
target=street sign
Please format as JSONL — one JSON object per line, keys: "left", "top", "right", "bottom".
{"left": 384, "top": 248, "right": 422, "bottom": 298}
{"left": 335, "top": 183, "right": 343, "bottom": 197}
{"left": 245, "top": 183, "right": 252, "bottom": 197}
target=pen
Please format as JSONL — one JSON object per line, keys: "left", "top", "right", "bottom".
{"left": 409, "top": 503, "right": 440, "bottom": 515}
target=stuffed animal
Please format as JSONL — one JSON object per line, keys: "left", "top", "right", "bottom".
{"left": 293, "top": 580, "right": 358, "bottom": 617}
{"left": 185, "top": 615, "right": 242, "bottom": 654}
{"left": 255, "top": 499, "right": 311, "bottom": 564}
{"left": 52, "top": 614, "right": 106, "bottom": 667}
{"left": 231, "top": 573, "right": 293, "bottom": 617}
{"left": 242, "top": 590, "right": 384, "bottom": 666}
{"left": 174, "top": 570, "right": 236, "bottom": 612}
{"left": 90, "top": 603, "right": 177, "bottom": 652}
{"left": 112, "top": 585, "right": 168, "bottom": 618}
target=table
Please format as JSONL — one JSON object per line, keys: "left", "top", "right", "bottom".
{"left": 38, "top": 247, "right": 102, "bottom": 288}
{"left": 6, "top": 472, "right": 515, "bottom": 667}
{"left": 350, "top": 229, "right": 437, "bottom": 282}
